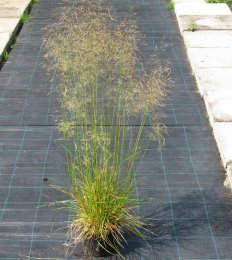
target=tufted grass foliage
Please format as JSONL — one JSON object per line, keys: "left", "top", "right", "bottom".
{"left": 206, "top": 0, "right": 232, "bottom": 9}
{"left": 168, "top": 0, "right": 174, "bottom": 10}
{"left": 44, "top": 3, "right": 170, "bottom": 257}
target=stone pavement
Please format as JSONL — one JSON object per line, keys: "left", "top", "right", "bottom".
{"left": 0, "top": 0, "right": 232, "bottom": 259}
{"left": 0, "top": 0, "right": 31, "bottom": 60}
{"left": 174, "top": 0, "right": 232, "bottom": 189}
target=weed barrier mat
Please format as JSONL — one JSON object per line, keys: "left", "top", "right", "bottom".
{"left": 0, "top": 0, "right": 231, "bottom": 259}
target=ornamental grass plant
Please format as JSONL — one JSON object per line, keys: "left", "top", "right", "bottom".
{"left": 44, "top": 3, "right": 170, "bottom": 258}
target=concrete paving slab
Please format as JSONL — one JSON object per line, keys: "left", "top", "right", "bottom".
{"left": 187, "top": 48, "right": 232, "bottom": 71}
{"left": 0, "top": 18, "right": 19, "bottom": 33}
{"left": 205, "top": 91, "right": 232, "bottom": 122}
{"left": 177, "top": 15, "right": 232, "bottom": 32}
{"left": 184, "top": 31, "right": 232, "bottom": 48}
{"left": 0, "top": 0, "right": 31, "bottom": 57}
{"left": 195, "top": 68, "right": 232, "bottom": 95}
{"left": 0, "top": 7, "right": 24, "bottom": 18}
{"left": 175, "top": 3, "right": 231, "bottom": 16}
{"left": 0, "top": 0, "right": 31, "bottom": 18}
{"left": 0, "top": 0, "right": 31, "bottom": 6}
{"left": 213, "top": 122, "right": 232, "bottom": 167}
{"left": 0, "top": 32, "right": 11, "bottom": 55}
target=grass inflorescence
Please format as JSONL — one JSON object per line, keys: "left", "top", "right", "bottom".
{"left": 44, "top": 2, "right": 170, "bottom": 258}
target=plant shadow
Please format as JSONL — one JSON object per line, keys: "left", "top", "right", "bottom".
{"left": 92, "top": 192, "right": 230, "bottom": 260}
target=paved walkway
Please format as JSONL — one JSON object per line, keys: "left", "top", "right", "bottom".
{"left": 0, "top": 0, "right": 31, "bottom": 60}
{"left": 0, "top": 0, "right": 231, "bottom": 259}
{"left": 173, "top": 0, "right": 232, "bottom": 191}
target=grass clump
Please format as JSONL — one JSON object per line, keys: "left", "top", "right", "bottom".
{"left": 206, "top": 0, "right": 232, "bottom": 9}
{"left": 2, "top": 51, "right": 9, "bottom": 61}
{"left": 44, "top": 3, "right": 170, "bottom": 258}
{"left": 29, "top": 0, "right": 38, "bottom": 8}
{"left": 168, "top": 0, "right": 174, "bottom": 10}
{"left": 189, "top": 23, "right": 198, "bottom": 32}
{"left": 21, "top": 0, "right": 38, "bottom": 23}
{"left": 20, "top": 12, "right": 29, "bottom": 24}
